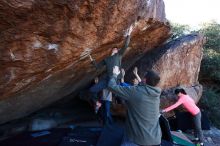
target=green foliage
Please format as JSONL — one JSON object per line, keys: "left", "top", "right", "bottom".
{"left": 170, "top": 23, "right": 191, "bottom": 39}
{"left": 199, "top": 21, "right": 220, "bottom": 82}
{"left": 199, "top": 87, "right": 220, "bottom": 128}
{"left": 198, "top": 21, "right": 220, "bottom": 128}
{"left": 199, "top": 21, "right": 220, "bottom": 53}
{"left": 200, "top": 50, "right": 220, "bottom": 82}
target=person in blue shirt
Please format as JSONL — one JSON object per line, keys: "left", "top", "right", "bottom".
{"left": 120, "top": 67, "right": 141, "bottom": 87}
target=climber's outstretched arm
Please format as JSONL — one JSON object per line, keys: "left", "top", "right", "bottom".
{"left": 89, "top": 55, "right": 105, "bottom": 70}
{"left": 118, "top": 25, "right": 134, "bottom": 55}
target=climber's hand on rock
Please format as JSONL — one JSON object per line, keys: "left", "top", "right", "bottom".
{"left": 88, "top": 54, "right": 94, "bottom": 62}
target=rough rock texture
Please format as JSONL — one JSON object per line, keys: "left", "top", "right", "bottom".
{"left": 0, "top": 0, "right": 170, "bottom": 124}
{"left": 125, "top": 34, "right": 205, "bottom": 113}
{"left": 125, "top": 34, "right": 204, "bottom": 88}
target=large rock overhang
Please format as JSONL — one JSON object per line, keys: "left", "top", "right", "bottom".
{"left": 0, "top": 0, "right": 170, "bottom": 124}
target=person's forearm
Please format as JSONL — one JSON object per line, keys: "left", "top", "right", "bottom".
{"left": 108, "top": 75, "right": 130, "bottom": 100}
{"left": 121, "top": 78, "right": 124, "bottom": 83}
{"left": 89, "top": 55, "right": 105, "bottom": 70}
{"left": 164, "top": 101, "right": 182, "bottom": 112}
{"left": 91, "top": 59, "right": 105, "bottom": 70}
{"left": 135, "top": 74, "right": 141, "bottom": 82}
{"left": 118, "top": 35, "right": 131, "bottom": 55}
{"left": 91, "top": 59, "right": 98, "bottom": 69}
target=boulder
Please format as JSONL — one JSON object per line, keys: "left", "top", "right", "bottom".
{"left": 0, "top": 0, "right": 170, "bottom": 124}
{"left": 125, "top": 33, "right": 205, "bottom": 114}
{"left": 125, "top": 33, "right": 205, "bottom": 89}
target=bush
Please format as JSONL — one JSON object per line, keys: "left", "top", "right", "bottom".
{"left": 200, "top": 50, "right": 220, "bottom": 82}
{"left": 170, "top": 23, "right": 191, "bottom": 40}
{"left": 199, "top": 21, "right": 220, "bottom": 53}
{"left": 199, "top": 87, "right": 220, "bottom": 128}
{"left": 199, "top": 22, "right": 220, "bottom": 128}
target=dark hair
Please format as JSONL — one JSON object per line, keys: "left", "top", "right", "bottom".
{"left": 144, "top": 70, "right": 160, "bottom": 86}
{"left": 174, "top": 89, "right": 187, "bottom": 95}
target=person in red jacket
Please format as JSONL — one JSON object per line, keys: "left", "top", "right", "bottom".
{"left": 162, "top": 88, "right": 204, "bottom": 146}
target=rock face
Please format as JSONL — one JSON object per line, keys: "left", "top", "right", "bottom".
{"left": 125, "top": 34, "right": 205, "bottom": 114}
{"left": 125, "top": 34, "right": 204, "bottom": 88}
{"left": 0, "top": 0, "right": 170, "bottom": 124}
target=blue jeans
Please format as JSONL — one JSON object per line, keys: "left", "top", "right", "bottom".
{"left": 89, "top": 77, "right": 108, "bottom": 93}
{"left": 89, "top": 77, "right": 108, "bottom": 101}
{"left": 121, "top": 136, "right": 139, "bottom": 146}
{"left": 101, "top": 100, "right": 113, "bottom": 125}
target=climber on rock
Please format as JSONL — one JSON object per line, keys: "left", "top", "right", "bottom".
{"left": 88, "top": 24, "right": 134, "bottom": 99}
